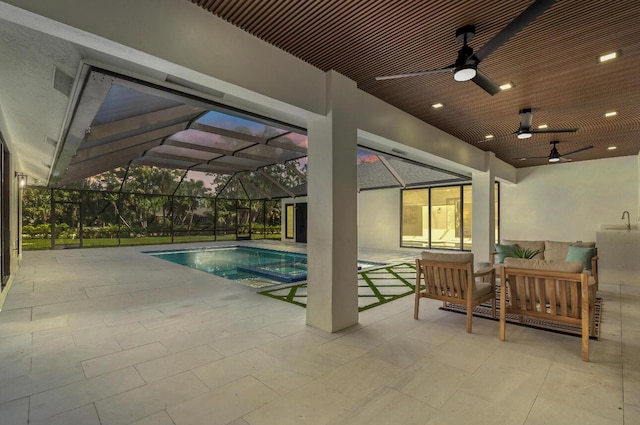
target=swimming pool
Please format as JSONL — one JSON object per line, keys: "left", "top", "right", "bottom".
{"left": 146, "top": 246, "right": 384, "bottom": 285}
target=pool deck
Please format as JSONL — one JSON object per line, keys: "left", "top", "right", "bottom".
{"left": 0, "top": 240, "right": 636, "bottom": 425}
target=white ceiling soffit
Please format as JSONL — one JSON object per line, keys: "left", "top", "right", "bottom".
{"left": 0, "top": 18, "right": 81, "bottom": 183}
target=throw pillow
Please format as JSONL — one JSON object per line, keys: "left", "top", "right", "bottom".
{"left": 565, "top": 245, "right": 597, "bottom": 271}
{"left": 494, "top": 243, "right": 517, "bottom": 264}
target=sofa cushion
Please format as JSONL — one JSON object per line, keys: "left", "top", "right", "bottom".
{"left": 544, "top": 240, "right": 572, "bottom": 262}
{"left": 420, "top": 251, "right": 474, "bottom": 264}
{"left": 494, "top": 243, "right": 517, "bottom": 264}
{"left": 503, "top": 257, "right": 584, "bottom": 272}
{"left": 566, "top": 245, "right": 597, "bottom": 271}
{"left": 503, "top": 240, "right": 545, "bottom": 260}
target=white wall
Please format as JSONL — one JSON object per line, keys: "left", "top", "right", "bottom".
{"left": 281, "top": 190, "right": 400, "bottom": 251}
{"left": 279, "top": 188, "right": 399, "bottom": 249}
{"left": 500, "top": 156, "right": 638, "bottom": 243}
{"left": 282, "top": 189, "right": 400, "bottom": 249}
{"left": 357, "top": 188, "right": 400, "bottom": 249}
{"left": 356, "top": 155, "right": 640, "bottom": 253}
{"left": 281, "top": 189, "right": 403, "bottom": 251}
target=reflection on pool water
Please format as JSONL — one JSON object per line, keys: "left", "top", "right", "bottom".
{"left": 145, "top": 246, "right": 384, "bottom": 285}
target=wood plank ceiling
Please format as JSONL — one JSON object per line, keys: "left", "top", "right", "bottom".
{"left": 189, "top": 0, "right": 640, "bottom": 167}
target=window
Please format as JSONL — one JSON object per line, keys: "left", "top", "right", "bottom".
{"left": 401, "top": 183, "right": 500, "bottom": 251}
{"left": 430, "top": 186, "right": 461, "bottom": 249}
{"left": 285, "top": 204, "right": 294, "bottom": 239}
{"left": 401, "top": 189, "right": 429, "bottom": 247}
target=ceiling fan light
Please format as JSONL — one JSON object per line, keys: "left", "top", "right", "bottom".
{"left": 454, "top": 66, "right": 476, "bottom": 82}
{"left": 517, "top": 130, "right": 532, "bottom": 139}
{"left": 548, "top": 143, "right": 561, "bottom": 162}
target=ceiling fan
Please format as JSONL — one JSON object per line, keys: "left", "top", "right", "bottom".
{"left": 516, "top": 141, "right": 594, "bottom": 163}
{"left": 375, "top": 0, "right": 556, "bottom": 95}
{"left": 477, "top": 108, "right": 579, "bottom": 143}
{"left": 513, "top": 108, "right": 579, "bottom": 139}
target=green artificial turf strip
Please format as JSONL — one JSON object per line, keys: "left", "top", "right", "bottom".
{"left": 258, "top": 263, "right": 416, "bottom": 312}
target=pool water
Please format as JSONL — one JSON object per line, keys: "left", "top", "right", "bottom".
{"left": 146, "top": 246, "right": 384, "bottom": 284}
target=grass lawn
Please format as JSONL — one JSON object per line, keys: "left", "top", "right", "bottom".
{"left": 22, "top": 233, "right": 282, "bottom": 250}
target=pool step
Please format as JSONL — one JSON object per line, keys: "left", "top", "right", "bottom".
{"left": 237, "top": 261, "right": 308, "bottom": 283}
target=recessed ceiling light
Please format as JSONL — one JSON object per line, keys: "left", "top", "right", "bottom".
{"left": 537, "top": 124, "right": 548, "bottom": 129}
{"left": 605, "top": 111, "right": 618, "bottom": 117}
{"left": 608, "top": 146, "right": 617, "bottom": 150}
{"left": 485, "top": 134, "right": 494, "bottom": 140}
{"left": 432, "top": 103, "right": 443, "bottom": 109}
{"left": 499, "top": 82, "right": 514, "bottom": 90}
{"left": 598, "top": 50, "right": 621, "bottom": 63}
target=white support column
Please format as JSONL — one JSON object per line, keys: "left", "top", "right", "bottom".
{"left": 471, "top": 152, "right": 496, "bottom": 266}
{"left": 306, "top": 71, "right": 359, "bottom": 333}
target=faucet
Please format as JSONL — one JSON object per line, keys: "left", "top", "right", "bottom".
{"left": 621, "top": 210, "right": 631, "bottom": 231}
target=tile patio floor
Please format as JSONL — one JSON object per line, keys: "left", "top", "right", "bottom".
{"left": 0, "top": 240, "right": 638, "bottom": 425}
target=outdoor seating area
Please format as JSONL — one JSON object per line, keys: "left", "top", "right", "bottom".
{"left": 415, "top": 247, "right": 598, "bottom": 361}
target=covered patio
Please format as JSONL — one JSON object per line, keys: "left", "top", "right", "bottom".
{"left": 0, "top": 240, "right": 634, "bottom": 424}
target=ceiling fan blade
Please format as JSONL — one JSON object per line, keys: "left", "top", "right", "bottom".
{"left": 561, "top": 145, "right": 594, "bottom": 156}
{"left": 513, "top": 155, "right": 548, "bottom": 160}
{"left": 471, "top": 69, "right": 500, "bottom": 95}
{"left": 531, "top": 127, "right": 579, "bottom": 134}
{"left": 375, "top": 66, "right": 454, "bottom": 81}
{"left": 473, "top": 0, "right": 556, "bottom": 62}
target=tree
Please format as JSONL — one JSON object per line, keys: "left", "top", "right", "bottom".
{"left": 173, "top": 179, "right": 213, "bottom": 235}
{"left": 22, "top": 188, "right": 51, "bottom": 226}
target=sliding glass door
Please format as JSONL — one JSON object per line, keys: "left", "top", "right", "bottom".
{"left": 401, "top": 183, "right": 499, "bottom": 251}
